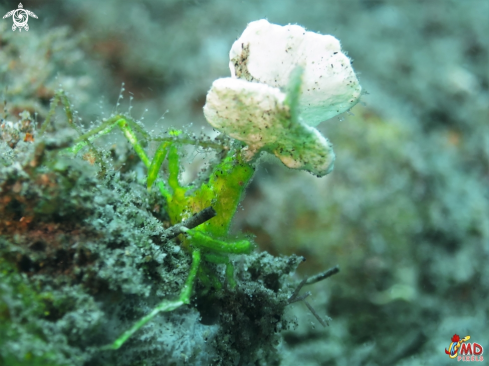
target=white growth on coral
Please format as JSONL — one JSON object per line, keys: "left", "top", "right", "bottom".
{"left": 203, "top": 19, "right": 362, "bottom": 177}
{"left": 204, "top": 78, "right": 335, "bottom": 176}
{"left": 229, "top": 19, "right": 361, "bottom": 126}
{"left": 204, "top": 78, "right": 287, "bottom": 152}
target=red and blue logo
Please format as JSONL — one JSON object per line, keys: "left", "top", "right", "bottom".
{"left": 445, "top": 334, "right": 484, "bottom": 362}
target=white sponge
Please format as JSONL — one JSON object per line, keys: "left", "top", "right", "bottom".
{"left": 204, "top": 20, "right": 361, "bottom": 176}
{"left": 204, "top": 77, "right": 335, "bottom": 176}
{"left": 229, "top": 19, "right": 361, "bottom": 126}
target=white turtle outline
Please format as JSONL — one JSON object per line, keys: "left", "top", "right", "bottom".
{"left": 3, "top": 3, "right": 38, "bottom": 32}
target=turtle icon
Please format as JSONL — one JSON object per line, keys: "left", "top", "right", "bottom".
{"left": 3, "top": 3, "right": 38, "bottom": 32}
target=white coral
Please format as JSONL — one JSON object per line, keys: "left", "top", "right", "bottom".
{"left": 203, "top": 19, "right": 361, "bottom": 177}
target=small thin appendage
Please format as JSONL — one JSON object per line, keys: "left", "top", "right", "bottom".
{"left": 117, "top": 119, "right": 150, "bottom": 168}
{"left": 102, "top": 249, "right": 201, "bottom": 350}
{"left": 204, "top": 253, "right": 237, "bottom": 288}
{"left": 182, "top": 228, "right": 252, "bottom": 254}
{"left": 147, "top": 141, "right": 169, "bottom": 189}
{"left": 180, "top": 249, "right": 201, "bottom": 303}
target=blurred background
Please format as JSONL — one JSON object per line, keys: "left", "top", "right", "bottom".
{"left": 1, "top": 0, "right": 488, "bottom": 364}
